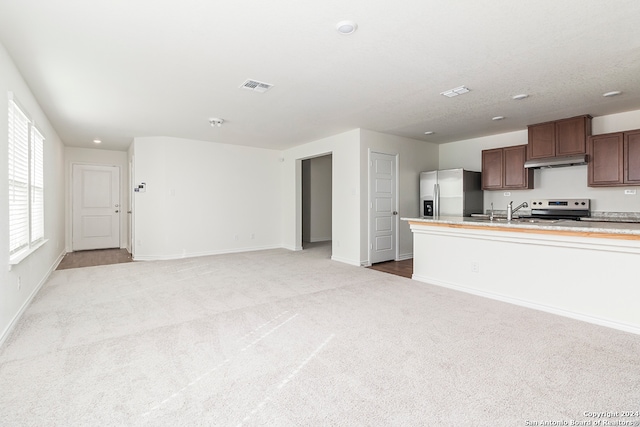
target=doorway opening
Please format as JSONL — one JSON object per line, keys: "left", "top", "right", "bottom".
{"left": 301, "top": 154, "right": 332, "bottom": 252}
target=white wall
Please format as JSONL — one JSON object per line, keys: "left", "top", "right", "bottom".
{"left": 131, "top": 136, "right": 282, "bottom": 260}
{"left": 64, "top": 147, "right": 130, "bottom": 252}
{"left": 439, "top": 110, "right": 640, "bottom": 214}
{"left": 360, "top": 129, "right": 439, "bottom": 262}
{"left": 282, "top": 129, "right": 361, "bottom": 265}
{"left": 0, "top": 42, "right": 65, "bottom": 345}
{"left": 302, "top": 155, "right": 332, "bottom": 243}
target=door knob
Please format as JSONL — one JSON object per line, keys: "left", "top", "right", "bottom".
{"left": 393, "top": 211, "right": 398, "bottom": 215}
{"left": 115, "top": 210, "right": 119, "bottom": 213}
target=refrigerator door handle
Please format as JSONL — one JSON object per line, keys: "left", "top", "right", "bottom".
{"left": 434, "top": 183, "right": 439, "bottom": 217}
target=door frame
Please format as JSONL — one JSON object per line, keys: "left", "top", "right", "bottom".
{"left": 368, "top": 149, "right": 399, "bottom": 266}
{"left": 71, "top": 162, "right": 121, "bottom": 251}
{"left": 129, "top": 157, "right": 134, "bottom": 258}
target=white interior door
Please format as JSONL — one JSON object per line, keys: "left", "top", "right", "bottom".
{"left": 72, "top": 164, "right": 120, "bottom": 251}
{"left": 370, "top": 152, "right": 397, "bottom": 264}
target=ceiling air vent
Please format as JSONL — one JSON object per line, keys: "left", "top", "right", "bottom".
{"left": 239, "top": 79, "right": 273, "bottom": 93}
{"left": 440, "top": 85, "right": 470, "bottom": 98}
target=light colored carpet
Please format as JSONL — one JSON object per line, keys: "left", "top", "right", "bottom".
{"left": 1, "top": 242, "right": 639, "bottom": 426}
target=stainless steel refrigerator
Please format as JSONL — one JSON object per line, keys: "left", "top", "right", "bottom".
{"left": 419, "top": 168, "right": 483, "bottom": 217}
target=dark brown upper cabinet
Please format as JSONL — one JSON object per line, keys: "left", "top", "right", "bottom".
{"left": 626, "top": 130, "right": 640, "bottom": 184}
{"left": 482, "top": 148, "right": 503, "bottom": 190}
{"left": 588, "top": 129, "right": 640, "bottom": 187}
{"left": 528, "top": 115, "right": 592, "bottom": 160}
{"left": 482, "top": 145, "right": 533, "bottom": 190}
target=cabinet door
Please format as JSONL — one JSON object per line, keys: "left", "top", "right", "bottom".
{"left": 556, "top": 115, "right": 591, "bottom": 156}
{"left": 503, "top": 145, "right": 533, "bottom": 189}
{"left": 527, "top": 122, "right": 555, "bottom": 159}
{"left": 482, "top": 148, "right": 503, "bottom": 190}
{"left": 625, "top": 130, "right": 640, "bottom": 184}
{"left": 588, "top": 133, "right": 623, "bottom": 186}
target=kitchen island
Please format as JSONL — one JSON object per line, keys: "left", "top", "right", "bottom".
{"left": 404, "top": 216, "right": 640, "bottom": 334}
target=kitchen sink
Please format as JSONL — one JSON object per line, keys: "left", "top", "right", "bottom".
{"left": 469, "top": 217, "right": 508, "bottom": 222}
{"left": 470, "top": 217, "right": 559, "bottom": 224}
{"left": 514, "top": 218, "right": 560, "bottom": 224}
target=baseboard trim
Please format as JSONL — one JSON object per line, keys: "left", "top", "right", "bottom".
{"left": 0, "top": 250, "right": 66, "bottom": 348}
{"left": 309, "top": 237, "right": 331, "bottom": 243}
{"left": 412, "top": 274, "right": 640, "bottom": 336}
{"left": 396, "top": 252, "right": 413, "bottom": 261}
{"left": 330, "top": 255, "right": 361, "bottom": 267}
{"left": 133, "top": 245, "right": 283, "bottom": 261}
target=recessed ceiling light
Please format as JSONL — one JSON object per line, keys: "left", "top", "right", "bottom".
{"left": 512, "top": 94, "right": 529, "bottom": 100}
{"left": 424, "top": 131, "right": 434, "bottom": 135}
{"left": 441, "top": 86, "right": 470, "bottom": 98}
{"left": 93, "top": 139, "right": 102, "bottom": 144}
{"left": 603, "top": 91, "right": 622, "bottom": 97}
{"left": 492, "top": 116, "right": 505, "bottom": 121}
{"left": 336, "top": 20, "right": 358, "bottom": 35}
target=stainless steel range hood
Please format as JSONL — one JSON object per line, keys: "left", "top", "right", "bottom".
{"left": 524, "top": 154, "right": 588, "bottom": 169}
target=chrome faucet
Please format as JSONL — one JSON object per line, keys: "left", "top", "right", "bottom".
{"left": 507, "top": 201, "right": 528, "bottom": 221}
{"left": 489, "top": 202, "right": 494, "bottom": 221}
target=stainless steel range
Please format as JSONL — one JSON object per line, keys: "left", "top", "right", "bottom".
{"left": 527, "top": 198, "right": 591, "bottom": 220}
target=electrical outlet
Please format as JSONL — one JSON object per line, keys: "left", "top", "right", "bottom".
{"left": 17, "top": 276, "right": 22, "bottom": 290}
{"left": 250, "top": 233, "right": 255, "bottom": 240}
{"left": 234, "top": 234, "right": 239, "bottom": 241}
{"left": 624, "top": 189, "right": 637, "bottom": 195}
{"left": 503, "top": 192, "right": 511, "bottom": 197}
{"left": 471, "top": 261, "right": 480, "bottom": 273}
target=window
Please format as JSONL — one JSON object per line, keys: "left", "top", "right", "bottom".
{"left": 8, "top": 96, "right": 44, "bottom": 262}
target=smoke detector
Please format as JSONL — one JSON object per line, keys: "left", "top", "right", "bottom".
{"left": 209, "top": 118, "right": 224, "bottom": 127}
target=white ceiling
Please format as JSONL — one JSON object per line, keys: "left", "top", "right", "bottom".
{"left": 1, "top": 0, "right": 639, "bottom": 151}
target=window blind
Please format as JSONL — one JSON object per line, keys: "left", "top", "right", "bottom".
{"left": 8, "top": 100, "right": 30, "bottom": 255}
{"left": 31, "top": 127, "right": 45, "bottom": 243}
{"left": 8, "top": 97, "right": 45, "bottom": 260}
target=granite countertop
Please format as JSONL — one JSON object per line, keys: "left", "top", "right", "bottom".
{"left": 580, "top": 211, "right": 640, "bottom": 223}
{"left": 402, "top": 215, "right": 640, "bottom": 237}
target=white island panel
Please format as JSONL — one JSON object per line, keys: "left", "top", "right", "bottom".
{"left": 409, "top": 221, "right": 640, "bottom": 334}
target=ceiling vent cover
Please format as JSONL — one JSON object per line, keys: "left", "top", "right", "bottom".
{"left": 440, "top": 85, "right": 470, "bottom": 98}
{"left": 240, "top": 79, "right": 273, "bottom": 93}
